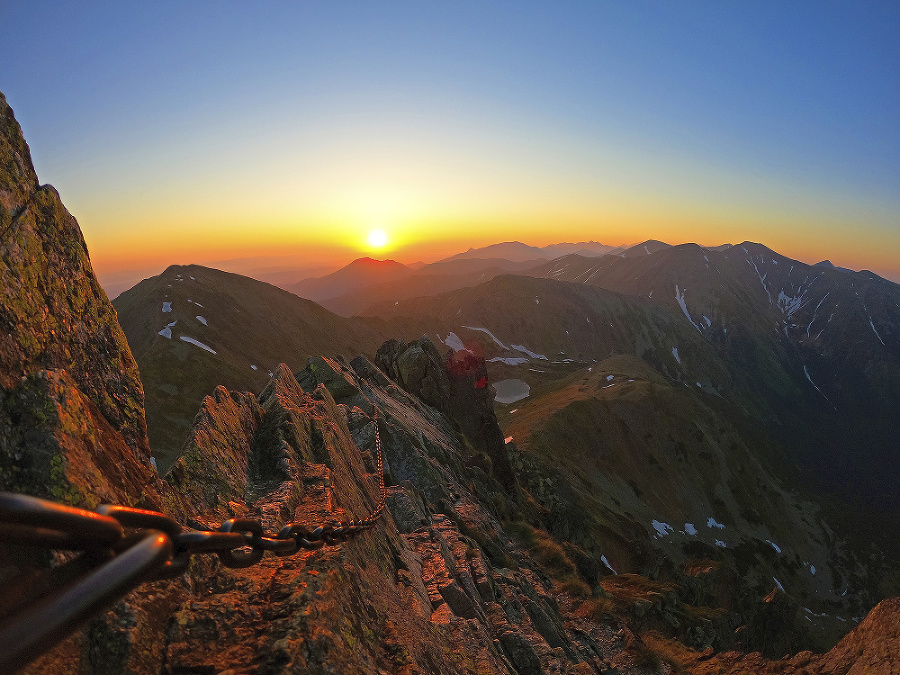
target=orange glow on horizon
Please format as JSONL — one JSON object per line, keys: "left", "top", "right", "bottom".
{"left": 80, "top": 206, "right": 900, "bottom": 286}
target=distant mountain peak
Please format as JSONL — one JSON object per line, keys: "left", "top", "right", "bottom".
{"left": 350, "top": 256, "right": 404, "bottom": 267}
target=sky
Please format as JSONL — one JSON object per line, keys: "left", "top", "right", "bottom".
{"left": 2, "top": 1, "right": 899, "bottom": 292}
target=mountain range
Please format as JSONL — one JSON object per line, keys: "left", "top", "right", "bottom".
{"left": 3, "top": 89, "right": 900, "bottom": 673}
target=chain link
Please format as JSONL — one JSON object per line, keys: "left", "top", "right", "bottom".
{"left": 0, "top": 407, "right": 386, "bottom": 673}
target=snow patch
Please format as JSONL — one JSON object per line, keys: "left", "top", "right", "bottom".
{"left": 773, "top": 577, "right": 785, "bottom": 592}
{"left": 777, "top": 289, "right": 807, "bottom": 318}
{"left": 443, "top": 332, "right": 468, "bottom": 352}
{"left": 179, "top": 336, "right": 217, "bottom": 354}
{"left": 601, "top": 555, "right": 618, "bottom": 575}
{"left": 707, "top": 517, "right": 725, "bottom": 529}
{"left": 196, "top": 315, "right": 208, "bottom": 326}
{"left": 766, "top": 540, "right": 782, "bottom": 553}
{"left": 868, "top": 319, "right": 885, "bottom": 345}
{"left": 162, "top": 302, "right": 172, "bottom": 313}
{"left": 534, "top": 297, "right": 540, "bottom": 305}
{"left": 672, "top": 346, "right": 681, "bottom": 364}
{"left": 651, "top": 520, "right": 674, "bottom": 537}
{"left": 715, "top": 540, "right": 726, "bottom": 548}
{"left": 746, "top": 259, "right": 772, "bottom": 304}
{"left": 606, "top": 375, "right": 614, "bottom": 381}
{"left": 251, "top": 365, "right": 258, "bottom": 370}
{"left": 803, "top": 365, "right": 832, "bottom": 405}
{"left": 675, "top": 285, "right": 702, "bottom": 331}
{"left": 463, "top": 326, "right": 508, "bottom": 350}
{"left": 488, "top": 357, "right": 529, "bottom": 365}
{"left": 512, "top": 344, "right": 548, "bottom": 360}
{"left": 158, "top": 321, "right": 176, "bottom": 339}
{"left": 684, "top": 523, "right": 698, "bottom": 536}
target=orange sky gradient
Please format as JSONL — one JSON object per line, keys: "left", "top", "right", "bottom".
{"left": 3, "top": 4, "right": 897, "bottom": 292}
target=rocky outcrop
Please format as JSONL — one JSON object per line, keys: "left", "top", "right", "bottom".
{"left": 1, "top": 92, "right": 152, "bottom": 504}
{"left": 376, "top": 336, "right": 517, "bottom": 494}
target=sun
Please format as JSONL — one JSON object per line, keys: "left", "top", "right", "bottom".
{"left": 367, "top": 229, "right": 389, "bottom": 249}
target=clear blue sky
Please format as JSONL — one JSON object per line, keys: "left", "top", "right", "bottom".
{"left": 2, "top": 2, "right": 898, "bottom": 284}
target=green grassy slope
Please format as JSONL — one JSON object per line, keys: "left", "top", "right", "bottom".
{"left": 113, "top": 264, "right": 396, "bottom": 470}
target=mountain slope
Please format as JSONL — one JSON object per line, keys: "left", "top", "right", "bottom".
{"left": 288, "top": 256, "right": 414, "bottom": 304}
{"left": 113, "top": 264, "right": 394, "bottom": 470}
{"left": 525, "top": 242, "right": 900, "bottom": 517}
{"left": 440, "top": 240, "right": 620, "bottom": 263}
{"left": 323, "top": 257, "right": 543, "bottom": 316}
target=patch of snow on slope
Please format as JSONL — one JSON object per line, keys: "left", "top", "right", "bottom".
{"left": 675, "top": 285, "right": 702, "bottom": 331}
{"left": 251, "top": 365, "right": 258, "bottom": 370}
{"left": 672, "top": 346, "right": 681, "bottom": 364}
{"left": 606, "top": 375, "right": 614, "bottom": 381}
{"left": 777, "top": 289, "right": 807, "bottom": 318}
{"left": 180, "top": 336, "right": 217, "bottom": 354}
{"left": 601, "top": 555, "right": 618, "bottom": 575}
{"left": 534, "top": 297, "right": 540, "bottom": 305}
{"left": 803, "top": 365, "right": 832, "bottom": 405}
{"left": 863, "top": 307, "right": 885, "bottom": 345}
{"left": 707, "top": 517, "right": 725, "bottom": 529}
{"left": 644, "top": 245, "right": 650, "bottom": 255}
{"left": 715, "top": 540, "right": 726, "bottom": 547}
{"left": 773, "top": 577, "right": 785, "bottom": 592}
{"left": 512, "top": 344, "right": 548, "bottom": 360}
{"left": 162, "top": 302, "right": 172, "bottom": 312}
{"left": 463, "top": 326, "right": 508, "bottom": 350}
{"left": 746, "top": 259, "right": 772, "bottom": 304}
{"left": 766, "top": 540, "right": 782, "bottom": 553}
{"left": 652, "top": 520, "right": 674, "bottom": 537}
{"left": 685, "top": 523, "right": 698, "bottom": 536}
{"left": 488, "top": 357, "right": 528, "bottom": 365}
{"left": 158, "top": 321, "right": 176, "bottom": 339}
{"left": 444, "top": 332, "right": 468, "bottom": 352}
{"left": 196, "top": 316, "right": 208, "bottom": 326}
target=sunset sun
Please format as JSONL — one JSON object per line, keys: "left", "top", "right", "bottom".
{"left": 367, "top": 229, "right": 389, "bottom": 249}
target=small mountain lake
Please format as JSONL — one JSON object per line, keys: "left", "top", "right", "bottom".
{"left": 493, "top": 378, "right": 530, "bottom": 404}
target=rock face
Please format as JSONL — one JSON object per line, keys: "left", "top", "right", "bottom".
{"left": 0, "top": 91, "right": 155, "bottom": 505}
{"left": 376, "top": 337, "right": 517, "bottom": 493}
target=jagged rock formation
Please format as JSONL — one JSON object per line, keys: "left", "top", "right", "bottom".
{"left": 112, "top": 263, "right": 394, "bottom": 471}
{"left": 0, "top": 91, "right": 156, "bottom": 504}
{"left": 688, "top": 597, "right": 900, "bottom": 674}
{"left": 375, "top": 337, "right": 516, "bottom": 493}
{"left": 2, "top": 89, "right": 900, "bottom": 674}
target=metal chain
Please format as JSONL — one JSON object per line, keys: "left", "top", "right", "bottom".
{"left": 0, "top": 410, "right": 386, "bottom": 674}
